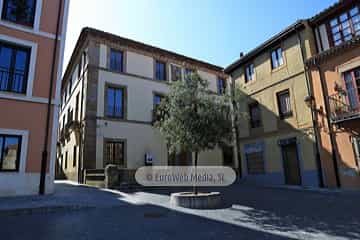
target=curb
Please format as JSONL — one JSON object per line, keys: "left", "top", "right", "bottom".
{"left": 0, "top": 205, "right": 94, "bottom": 217}
{"left": 261, "top": 185, "right": 360, "bottom": 196}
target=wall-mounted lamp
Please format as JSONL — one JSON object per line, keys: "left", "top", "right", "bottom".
{"left": 305, "top": 95, "right": 322, "bottom": 114}
{"left": 304, "top": 95, "right": 315, "bottom": 109}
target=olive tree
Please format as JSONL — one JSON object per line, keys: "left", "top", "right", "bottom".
{"left": 154, "top": 73, "right": 233, "bottom": 194}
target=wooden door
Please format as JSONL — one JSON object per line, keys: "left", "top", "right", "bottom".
{"left": 282, "top": 143, "right": 301, "bottom": 185}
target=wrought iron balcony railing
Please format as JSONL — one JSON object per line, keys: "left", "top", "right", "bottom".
{"left": 328, "top": 91, "right": 360, "bottom": 123}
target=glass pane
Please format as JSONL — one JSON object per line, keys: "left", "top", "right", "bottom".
{"left": 0, "top": 137, "right": 3, "bottom": 164}
{"left": 340, "top": 13, "right": 348, "bottom": 22}
{"left": 2, "top": 136, "right": 20, "bottom": 170}
{"left": 171, "top": 65, "right": 181, "bottom": 81}
{"left": 13, "top": 50, "right": 28, "bottom": 93}
{"left": 156, "top": 62, "right": 166, "bottom": 80}
{"left": 277, "top": 48, "right": 284, "bottom": 66}
{"left": 333, "top": 32, "right": 341, "bottom": 41}
{"left": 332, "top": 26, "right": 340, "bottom": 34}
{"left": 330, "top": 18, "right": 338, "bottom": 27}
{"left": 354, "top": 23, "right": 360, "bottom": 31}
{"left": 350, "top": 7, "right": 359, "bottom": 17}
{"left": 153, "top": 95, "right": 162, "bottom": 105}
{"left": 343, "top": 27, "right": 352, "bottom": 36}
{"left": 114, "top": 89, "right": 123, "bottom": 118}
{"left": 335, "top": 40, "right": 342, "bottom": 46}
{"left": 344, "top": 34, "right": 352, "bottom": 41}
{"left": 271, "top": 51, "right": 278, "bottom": 68}
{"left": 110, "top": 50, "right": 122, "bottom": 72}
{"left": 4, "top": 0, "right": 35, "bottom": 25}
{"left": 352, "top": 15, "right": 360, "bottom": 24}
{"left": 106, "top": 88, "right": 114, "bottom": 116}
{"left": 342, "top": 21, "right": 350, "bottom": 29}
{"left": 0, "top": 46, "right": 12, "bottom": 91}
{"left": 344, "top": 72, "right": 359, "bottom": 109}
{"left": 114, "top": 143, "right": 123, "bottom": 165}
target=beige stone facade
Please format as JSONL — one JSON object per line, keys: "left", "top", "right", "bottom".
{"left": 225, "top": 21, "right": 322, "bottom": 187}
{"left": 58, "top": 28, "right": 229, "bottom": 182}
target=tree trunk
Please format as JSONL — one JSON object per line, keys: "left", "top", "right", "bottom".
{"left": 193, "top": 151, "right": 198, "bottom": 195}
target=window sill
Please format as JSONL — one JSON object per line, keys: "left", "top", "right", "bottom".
{"left": 279, "top": 113, "right": 293, "bottom": 120}
{"left": 0, "top": 170, "right": 20, "bottom": 173}
{"left": 0, "top": 18, "right": 34, "bottom": 29}
{"left": 271, "top": 64, "right": 286, "bottom": 73}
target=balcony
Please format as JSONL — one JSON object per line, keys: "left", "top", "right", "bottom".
{"left": 328, "top": 91, "right": 360, "bottom": 123}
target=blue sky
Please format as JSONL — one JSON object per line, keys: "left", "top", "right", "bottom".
{"left": 64, "top": 0, "right": 337, "bottom": 69}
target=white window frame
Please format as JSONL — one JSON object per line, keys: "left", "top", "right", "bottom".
{"left": 0, "top": 34, "right": 37, "bottom": 98}
{"left": 169, "top": 63, "right": 182, "bottom": 82}
{"left": 0, "top": 0, "right": 43, "bottom": 32}
{"left": 0, "top": 128, "right": 28, "bottom": 174}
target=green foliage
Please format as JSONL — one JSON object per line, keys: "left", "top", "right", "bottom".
{"left": 154, "top": 73, "right": 233, "bottom": 155}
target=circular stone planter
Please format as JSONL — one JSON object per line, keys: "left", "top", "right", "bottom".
{"left": 170, "top": 192, "right": 222, "bottom": 209}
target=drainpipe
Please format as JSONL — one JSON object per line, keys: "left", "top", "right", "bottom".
{"left": 295, "top": 28, "right": 324, "bottom": 187}
{"left": 315, "top": 62, "right": 341, "bottom": 188}
{"left": 78, "top": 66, "right": 85, "bottom": 184}
{"left": 39, "top": 0, "right": 63, "bottom": 195}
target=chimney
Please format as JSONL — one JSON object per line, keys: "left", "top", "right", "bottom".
{"left": 240, "top": 52, "right": 244, "bottom": 58}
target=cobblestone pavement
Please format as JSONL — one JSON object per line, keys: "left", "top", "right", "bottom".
{"left": 0, "top": 181, "right": 359, "bottom": 240}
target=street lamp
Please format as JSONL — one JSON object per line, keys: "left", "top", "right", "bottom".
{"left": 304, "top": 95, "right": 316, "bottom": 109}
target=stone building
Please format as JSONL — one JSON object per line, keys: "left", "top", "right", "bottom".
{"left": 225, "top": 20, "right": 323, "bottom": 187}
{"left": 57, "top": 27, "right": 230, "bottom": 183}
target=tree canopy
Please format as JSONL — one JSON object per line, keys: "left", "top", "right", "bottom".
{"left": 154, "top": 73, "right": 233, "bottom": 156}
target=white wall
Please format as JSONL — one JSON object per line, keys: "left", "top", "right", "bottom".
{"left": 126, "top": 51, "right": 154, "bottom": 79}
{"left": 97, "top": 70, "right": 170, "bottom": 122}
{"left": 96, "top": 120, "right": 168, "bottom": 169}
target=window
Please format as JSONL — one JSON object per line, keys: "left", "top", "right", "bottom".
{"left": 352, "top": 137, "right": 360, "bottom": 168}
{"left": 330, "top": 6, "right": 360, "bottom": 46}
{"left": 77, "top": 62, "right": 81, "bottom": 80}
{"left": 249, "top": 102, "right": 261, "bottom": 128}
{"left": 82, "top": 51, "right": 88, "bottom": 71}
{"left": 171, "top": 64, "right": 182, "bottom": 81}
{"left": 106, "top": 86, "right": 125, "bottom": 119}
{"left": 343, "top": 68, "right": 360, "bottom": 110}
{"left": 245, "top": 142, "right": 265, "bottom": 175}
{"left": 73, "top": 146, "right": 77, "bottom": 167}
{"left": 75, "top": 93, "right": 80, "bottom": 121}
{"left": 0, "top": 41, "right": 30, "bottom": 94}
{"left": 67, "top": 108, "right": 73, "bottom": 124}
{"left": 1, "top": 0, "right": 37, "bottom": 27}
{"left": 277, "top": 90, "right": 292, "bottom": 119}
{"left": 104, "top": 140, "right": 125, "bottom": 167}
{"left": 271, "top": 47, "right": 284, "bottom": 69}
{"left": 62, "top": 115, "right": 65, "bottom": 131}
{"left": 110, "top": 49, "right": 123, "bottom": 72}
{"left": 217, "top": 78, "right": 227, "bottom": 94}
{"left": 64, "top": 151, "right": 68, "bottom": 169}
{"left": 0, "top": 135, "right": 21, "bottom": 171}
{"left": 185, "top": 68, "right": 194, "bottom": 82}
{"left": 153, "top": 94, "right": 164, "bottom": 107}
{"left": 155, "top": 60, "right": 166, "bottom": 81}
{"left": 245, "top": 64, "right": 255, "bottom": 83}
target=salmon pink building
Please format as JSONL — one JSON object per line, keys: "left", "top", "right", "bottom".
{"left": 0, "top": 0, "right": 69, "bottom": 196}
{"left": 307, "top": 0, "right": 360, "bottom": 189}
